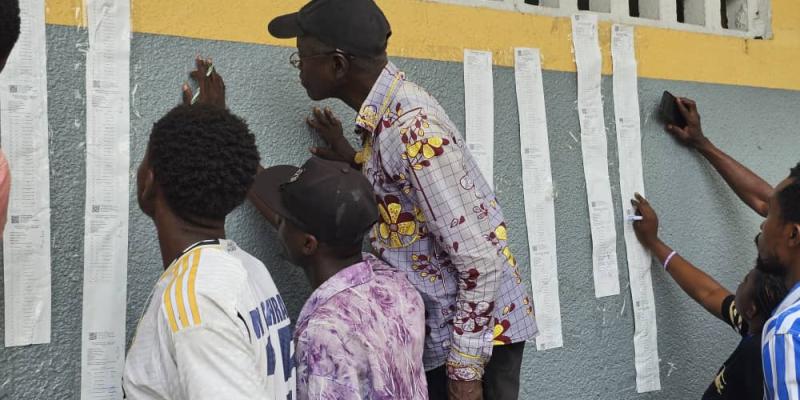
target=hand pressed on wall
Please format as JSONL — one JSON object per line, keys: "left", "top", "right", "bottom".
{"left": 181, "top": 56, "right": 226, "bottom": 109}
{"left": 631, "top": 193, "right": 660, "bottom": 249}
{"left": 664, "top": 97, "right": 710, "bottom": 150}
{"left": 306, "top": 107, "right": 356, "bottom": 165}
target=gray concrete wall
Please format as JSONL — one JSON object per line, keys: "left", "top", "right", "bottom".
{"left": 1, "top": 24, "right": 798, "bottom": 399}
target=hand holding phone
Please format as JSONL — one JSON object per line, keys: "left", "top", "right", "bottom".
{"left": 661, "top": 95, "right": 709, "bottom": 149}
{"left": 659, "top": 91, "right": 687, "bottom": 128}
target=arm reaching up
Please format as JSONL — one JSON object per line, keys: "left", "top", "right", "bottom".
{"left": 631, "top": 193, "right": 731, "bottom": 321}
{"left": 664, "top": 97, "right": 772, "bottom": 217}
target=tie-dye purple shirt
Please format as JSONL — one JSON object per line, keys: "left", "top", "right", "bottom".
{"left": 294, "top": 253, "right": 428, "bottom": 399}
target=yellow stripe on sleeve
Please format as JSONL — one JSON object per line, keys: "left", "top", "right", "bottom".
{"left": 187, "top": 248, "right": 203, "bottom": 326}
{"left": 174, "top": 256, "right": 191, "bottom": 328}
{"left": 163, "top": 263, "right": 180, "bottom": 332}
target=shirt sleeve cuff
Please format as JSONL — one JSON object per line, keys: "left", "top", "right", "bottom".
{"left": 446, "top": 362, "right": 484, "bottom": 381}
{"left": 446, "top": 350, "right": 487, "bottom": 381}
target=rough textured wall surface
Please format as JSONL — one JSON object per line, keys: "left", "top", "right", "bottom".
{"left": 1, "top": 25, "right": 798, "bottom": 399}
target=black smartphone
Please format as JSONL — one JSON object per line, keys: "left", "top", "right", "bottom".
{"left": 659, "top": 91, "right": 687, "bottom": 128}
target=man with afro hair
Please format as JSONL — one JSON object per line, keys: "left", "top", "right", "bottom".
{"left": 123, "top": 98, "right": 295, "bottom": 400}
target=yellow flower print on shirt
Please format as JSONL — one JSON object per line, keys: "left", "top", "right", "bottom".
{"left": 493, "top": 320, "right": 512, "bottom": 345}
{"left": 411, "top": 254, "right": 440, "bottom": 282}
{"left": 489, "top": 223, "right": 518, "bottom": 268}
{"left": 495, "top": 224, "right": 508, "bottom": 241}
{"left": 400, "top": 111, "right": 431, "bottom": 142}
{"left": 523, "top": 296, "right": 534, "bottom": 315}
{"left": 406, "top": 136, "right": 449, "bottom": 160}
{"left": 376, "top": 195, "right": 418, "bottom": 248}
{"left": 502, "top": 246, "right": 517, "bottom": 268}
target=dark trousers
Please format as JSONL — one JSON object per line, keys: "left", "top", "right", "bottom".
{"left": 426, "top": 342, "right": 526, "bottom": 400}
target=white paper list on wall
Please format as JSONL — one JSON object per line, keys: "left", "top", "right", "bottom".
{"left": 0, "top": 0, "right": 52, "bottom": 347}
{"left": 570, "top": 14, "right": 621, "bottom": 298}
{"left": 463, "top": 49, "right": 494, "bottom": 189}
{"left": 80, "top": 0, "right": 131, "bottom": 398}
{"left": 611, "top": 24, "right": 661, "bottom": 393}
{"left": 513, "top": 48, "right": 564, "bottom": 351}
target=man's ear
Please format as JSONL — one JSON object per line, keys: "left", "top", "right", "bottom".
{"left": 143, "top": 168, "right": 156, "bottom": 199}
{"left": 301, "top": 233, "right": 319, "bottom": 256}
{"left": 332, "top": 53, "right": 350, "bottom": 80}
{"left": 139, "top": 167, "right": 158, "bottom": 216}
{"left": 789, "top": 223, "right": 800, "bottom": 248}
{"left": 744, "top": 301, "right": 759, "bottom": 322}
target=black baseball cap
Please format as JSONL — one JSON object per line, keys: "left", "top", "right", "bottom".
{"left": 267, "top": 0, "right": 391, "bottom": 57}
{"left": 251, "top": 157, "right": 378, "bottom": 246}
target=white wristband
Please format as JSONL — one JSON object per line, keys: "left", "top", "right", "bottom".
{"left": 663, "top": 250, "right": 677, "bottom": 271}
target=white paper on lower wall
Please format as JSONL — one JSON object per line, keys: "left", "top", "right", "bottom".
{"left": 80, "top": 0, "right": 131, "bottom": 398}
{"left": 571, "top": 14, "right": 621, "bottom": 298}
{"left": 611, "top": 24, "right": 661, "bottom": 393}
{"left": 0, "top": 0, "right": 52, "bottom": 347}
{"left": 463, "top": 49, "right": 495, "bottom": 189}
{"left": 514, "top": 48, "right": 563, "bottom": 351}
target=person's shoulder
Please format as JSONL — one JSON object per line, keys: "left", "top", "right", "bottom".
{"left": 301, "top": 284, "right": 375, "bottom": 336}
{"left": 372, "top": 261, "right": 422, "bottom": 298}
{"left": 372, "top": 268, "right": 425, "bottom": 318}
{"left": 229, "top": 245, "right": 277, "bottom": 283}
{"left": 188, "top": 245, "right": 248, "bottom": 289}
{"left": 740, "top": 335, "right": 762, "bottom": 359}
{"left": 396, "top": 83, "right": 448, "bottom": 118}
{"left": 296, "top": 306, "right": 348, "bottom": 353}
{"left": 349, "top": 258, "right": 424, "bottom": 318}
{"left": 396, "top": 79, "right": 434, "bottom": 102}
{"left": 773, "top": 301, "right": 800, "bottom": 335}
{"left": 223, "top": 242, "right": 283, "bottom": 299}
{"left": 159, "top": 246, "right": 247, "bottom": 332}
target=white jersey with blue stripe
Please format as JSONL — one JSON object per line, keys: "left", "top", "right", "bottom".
{"left": 123, "top": 239, "right": 295, "bottom": 400}
{"left": 762, "top": 281, "right": 800, "bottom": 400}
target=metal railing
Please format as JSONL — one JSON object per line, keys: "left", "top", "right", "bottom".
{"left": 431, "top": 0, "right": 772, "bottom": 38}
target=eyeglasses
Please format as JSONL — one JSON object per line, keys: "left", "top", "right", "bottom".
{"left": 289, "top": 50, "right": 354, "bottom": 69}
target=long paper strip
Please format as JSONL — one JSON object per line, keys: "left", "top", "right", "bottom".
{"left": 1, "top": 0, "right": 52, "bottom": 347}
{"left": 571, "top": 14, "right": 620, "bottom": 298}
{"left": 612, "top": 24, "right": 661, "bottom": 393}
{"left": 80, "top": 0, "right": 131, "bottom": 398}
{"left": 463, "top": 50, "right": 495, "bottom": 188}
{"left": 514, "top": 48, "right": 563, "bottom": 351}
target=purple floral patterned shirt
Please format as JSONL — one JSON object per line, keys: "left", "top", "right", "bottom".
{"left": 355, "top": 62, "right": 539, "bottom": 380}
{"left": 293, "top": 253, "right": 427, "bottom": 399}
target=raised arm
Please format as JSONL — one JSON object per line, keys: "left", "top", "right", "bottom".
{"left": 631, "top": 194, "right": 731, "bottom": 321}
{"left": 665, "top": 97, "right": 772, "bottom": 217}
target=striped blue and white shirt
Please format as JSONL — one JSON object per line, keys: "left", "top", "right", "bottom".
{"left": 762, "top": 281, "right": 800, "bottom": 399}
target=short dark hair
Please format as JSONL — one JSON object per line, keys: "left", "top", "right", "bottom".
{"left": 0, "top": 0, "right": 21, "bottom": 58}
{"left": 752, "top": 269, "right": 789, "bottom": 321}
{"left": 777, "top": 162, "right": 800, "bottom": 223}
{"left": 149, "top": 104, "right": 260, "bottom": 222}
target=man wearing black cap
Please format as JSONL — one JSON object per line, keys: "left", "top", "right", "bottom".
{"left": 266, "top": 1, "right": 539, "bottom": 399}
{"left": 250, "top": 156, "right": 428, "bottom": 399}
